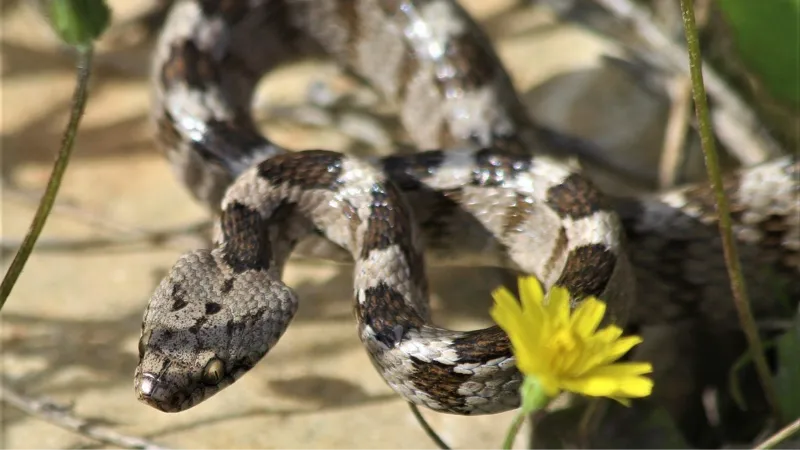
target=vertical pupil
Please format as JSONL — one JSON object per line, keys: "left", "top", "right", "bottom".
{"left": 204, "top": 359, "right": 224, "bottom": 385}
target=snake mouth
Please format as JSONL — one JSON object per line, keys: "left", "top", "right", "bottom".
{"left": 135, "top": 372, "right": 186, "bottom": 413}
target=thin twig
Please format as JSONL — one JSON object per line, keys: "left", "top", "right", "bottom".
{"left": 658, "top": 76, "right": 692, "bottom": 188}
{"left": 591, "top": 0, "right": 781, "bottom": 165}
{"left": 754, "top": 417, "right": 800, "bottom": 449}
{"left": 0, "top": 220, "right": 212, "bottom": 252}
{"left": 4, "top": 188, "right": 211, "bottom": 244}
{"left": 678, "top": 0, "right": 781, "bottom": 422}
{"left": 0, "top": 47, "right": 93, "bottom": 310}
{"left": 0, "top": 382, "right": 169, "bottom": 449}
{"left": 576, "top": 398, "right": 606, "bottom": 448}
{"left": 658, "top": 0, "right": 711, "bottom": 189}
{"left": 0, "top": 221, "right": 211, "bottom": 254}
{"left": 407, "top": 403, "right": 451, "bottom": 449}
{"left": 3, "top": 187, "right": 154, "bottom": 235}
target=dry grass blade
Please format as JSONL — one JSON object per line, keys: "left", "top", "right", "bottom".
{"left": 0, "top": 382, "right": 170, "bottom": 450}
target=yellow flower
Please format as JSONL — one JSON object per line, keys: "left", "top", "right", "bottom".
{"left": 490, "top": 276, "right": 653, "bottom": 405}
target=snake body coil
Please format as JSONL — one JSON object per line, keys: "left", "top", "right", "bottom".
{"left": 135, "top": 0, "right": 799, "bottom": 415}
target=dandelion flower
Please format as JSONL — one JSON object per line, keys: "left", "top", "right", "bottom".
{"left": 490, "top": 276, "right": 653, "bottom": 405}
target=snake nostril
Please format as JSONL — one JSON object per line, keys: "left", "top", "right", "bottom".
{"left": 138, "top": 373, "right": 158, "bottom": 397}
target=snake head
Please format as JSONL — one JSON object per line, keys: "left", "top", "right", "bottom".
{"left": 134, "top": 249, "right": 298, "bottom": 412}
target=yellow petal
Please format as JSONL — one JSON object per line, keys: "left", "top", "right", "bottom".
{"left": 596, "top": 335, "right": 644, "bottom": 364}
{"left": 492, "top": 286, "right": 520, "bottom": 309}
{"left": 504, "top": 321, "right": 540, "bottom": 368}
{"left": 492, "top": 288, "right": 544, "bottom": 339}
{"left": 559, "top": 376, "right": 620, "bottom": 397}
{"left": 588, "top": 325, "right": 623, "bottom": 344}
{"left": 610, "top": 376, "right": 654, "bottom": 398}
{"left": 518, "top": 276, "right": 544, "bottom": 310}
{"left": 491, "top": 288, "right": 524, "bottom": 321}
{"left": 544, "top": 286, "right": 570, "bottom": 327}
{"left": 569, "top": 297, "right": 606, "bottom": 338}
{"left": 560, "top": 373, "right": 653, "bottom": 398}
{"left": 491, "top": 289, "right": 544, "bottom": 374}
{"left": 583, "top": 362, "right": 654, "bottom": 378}
{"left": 491, "top": 299, "right": 525, "bottom": 336}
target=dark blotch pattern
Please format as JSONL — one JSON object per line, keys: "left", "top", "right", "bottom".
{"left": 361, "top": 184, "right": 426, "bottom": 290}
{"left": 443, "top": 34, "right": 498, "bottom": 92}
{"left": 196, "top": 118, "right": 268, "bottom": 158}
{"left": 470, "top": 148, "right": 530, "bottom": 187}
{"left": 335, "top": 0, "right": 360, "bottom": 61}
{"left": 258, "top": 150, "right": 344, "bottom": 190}
{"left": 224, "top": 308, "right": 268, "bottom": 341}
{"left": 188, "top": 316, "right": 208, "bottom": 334}
{"left": 197, "top": 0, "right": 250, "bottom": 23}
{"left": 357, "top": 282, "right": 424, "bottom": 348}
{"left": 556, "top": 244, "right": 616, "bottom": 298}
{"left": 477, "top": 133, "right": 527, "bottom": 155}
{"left": 205, "top": 302, "right": 222, "bottom": 315}
{"left": 269, "top": 199, "right": 299, "bottom": 224}
{"left": 546, "top": 173, "right": 606, "bottom": 220}
{"left": 542, "top": 227, "right": 569, "bottom": 277}
{"left": 170, "top": 283, "right": 188, "bottom": 311}
{"left": 406, "top": 357, "right": 472, "bottom": 412}
{"left": 449, "top": 327, "right": 512, "bottom": 364}
{"left": 160, "top": 40, "right": 219, "bottom": 91}
{"left": 221, "top": 202, "right": 271, "bottom": 273}
{"left": 382, "top": 150, "right": 446, "bottom": 191}
{"left": 419, "top": 188, "right": 463, "bottom": 246}
{"left": 220, "top": 278, "right": 235, "bottom": 294}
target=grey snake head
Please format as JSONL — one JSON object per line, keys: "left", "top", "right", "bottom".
{"left": 135, "top": 249, "right": 298, "bottom": 412}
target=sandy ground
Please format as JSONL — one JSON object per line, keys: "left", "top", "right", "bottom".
{"left": 1, "top": 1, "right": 691, "bottom": 448}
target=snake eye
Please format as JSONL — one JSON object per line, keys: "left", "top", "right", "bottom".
{"left": 202, "top": 358, "right": 225, "bottom": 386}
{"left": 138, "top": 330, "right": 152, "bottom": 359}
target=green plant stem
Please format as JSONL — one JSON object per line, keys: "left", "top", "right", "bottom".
{"left": 502, "top": 411, "right": 526, "bottom": 449}
{"left": 0, "top": 46, "right": 94, "bottom": 310}
{"left": 678, "top": 0, "right": 780, "bottom": 422}
{"left": 755, "top": 417, "right": 800, "bottom": 449}
{"left": 408, "top": 403, "right": 451, "bottom": 450}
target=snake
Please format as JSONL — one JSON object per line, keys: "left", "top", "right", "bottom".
{"left": 134, "top": 0, "right": 800, "bottom": 416}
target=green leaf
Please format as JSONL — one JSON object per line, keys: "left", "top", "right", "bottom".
{"left": 717, "top": 0, "right": 800, "bottom": 107}
{"left": 774, "top": 310, "right": 800, "bottom": 420}
{"left": 47, "top": 0, "right": 111, "bottom": 48}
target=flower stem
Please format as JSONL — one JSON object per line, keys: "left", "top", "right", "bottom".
{"left": 0, "top": 46, "right": 94, "bottom": 310}
{"left": 502, "top": 411, "right": 526, "bottom": 450}
{"left": 407, "top": 403, "right": 450, "bottom": 449}
{"left": 678, "top": 0, "right": 781, "bottom": 421}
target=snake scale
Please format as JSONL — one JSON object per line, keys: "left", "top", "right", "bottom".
{"left": 135, "top": 0, "right": 799, "bottom": 416}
